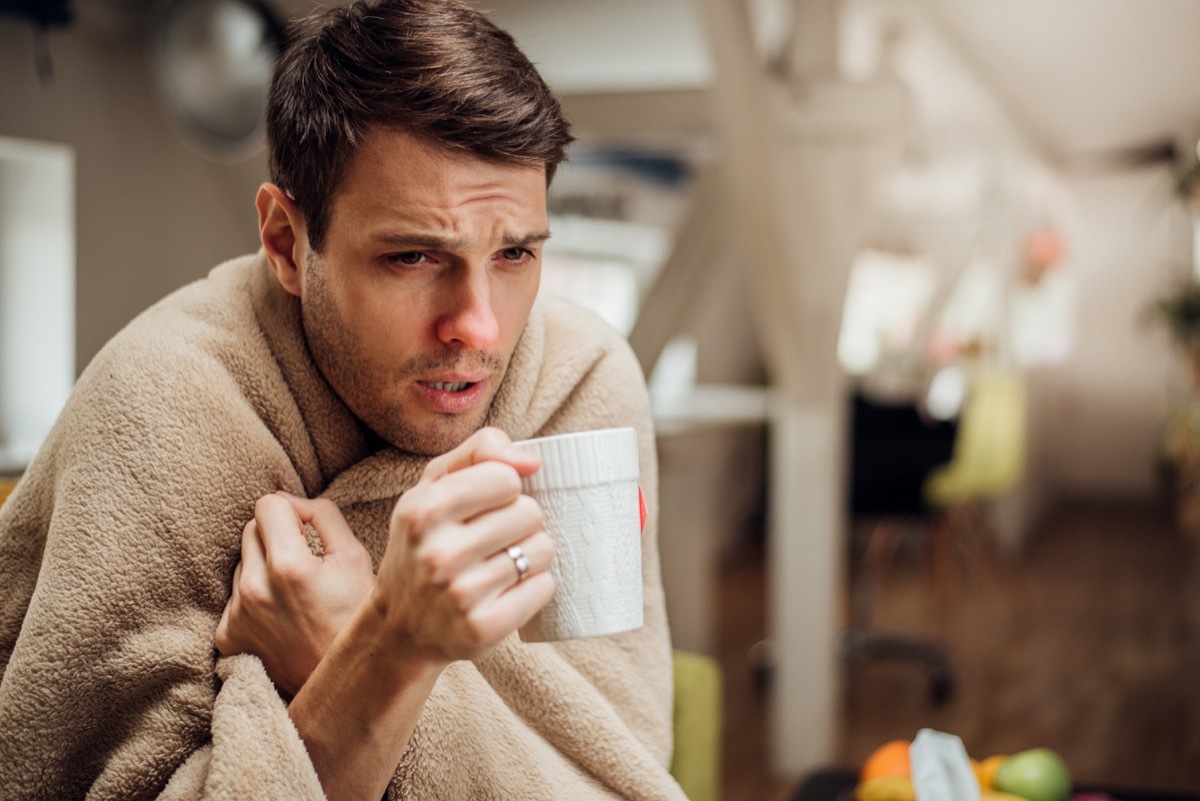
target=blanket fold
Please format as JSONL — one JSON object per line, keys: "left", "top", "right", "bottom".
{"left": 0, "top": 253, "right": 686, "bottom": 801}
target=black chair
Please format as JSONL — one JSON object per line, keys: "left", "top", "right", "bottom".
{"left": 843, "top": 390, "right": 959, "bottom": 703}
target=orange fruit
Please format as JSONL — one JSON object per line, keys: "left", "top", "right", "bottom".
{"left": 977, "top": 754, "right": 1009, "bottom": 789}
{"left": 861, "top": 739, "right": 911, "bottom": 782}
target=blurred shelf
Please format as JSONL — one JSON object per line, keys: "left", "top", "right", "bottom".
{"left": 652, "top": 383, "right": 773, "bottom": 436}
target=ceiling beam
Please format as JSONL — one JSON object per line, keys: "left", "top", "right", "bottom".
{"left": 910, "top": 0, "right": 1061, "bottom": 166}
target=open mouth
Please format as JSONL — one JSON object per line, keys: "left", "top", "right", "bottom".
{"left": 425, "top": 381, "right": 475, "bottom": 392}
{"left": 416, "top": 377, "right": 489, "bottom": 413}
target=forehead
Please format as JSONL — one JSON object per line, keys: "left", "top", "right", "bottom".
{"left": 330, "top": 129, "right": 548, "bottom": 226}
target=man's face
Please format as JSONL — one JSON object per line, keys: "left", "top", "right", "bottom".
{"left": 294, "top": 129, "right": 549, "bottom": 456}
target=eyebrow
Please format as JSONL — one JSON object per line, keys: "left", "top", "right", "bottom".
{"left": 372, "top": 230, "right": 552, "bottom": 250}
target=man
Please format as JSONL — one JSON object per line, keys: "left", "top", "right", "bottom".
{"left": 0, "top": 2, "right": 684, "bottom": 799}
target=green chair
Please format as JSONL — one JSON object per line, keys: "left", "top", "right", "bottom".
{"left": 924, "top": 369, "right": 1027, "bottom": 508}
{"left": 922, "top": 368, "right": 1028, "bottom": 634}
{"left": 670, "top": 650, "right": 722, "bottom": 801}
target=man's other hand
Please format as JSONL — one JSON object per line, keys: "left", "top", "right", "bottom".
{"left": 215, "top": 493, "right": 374, "bottom": 697}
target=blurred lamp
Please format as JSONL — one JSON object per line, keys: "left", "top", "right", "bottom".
{"left": 152, "top": 0, "right": 283, "bottom": 161}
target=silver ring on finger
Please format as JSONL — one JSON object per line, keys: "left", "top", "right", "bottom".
{"left": 506, "top": 545, "right": 530, "bottom": 582}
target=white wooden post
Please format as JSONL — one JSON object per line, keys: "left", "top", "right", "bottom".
{"left": 693, "top": 0, "right": 908, "bottom": 777}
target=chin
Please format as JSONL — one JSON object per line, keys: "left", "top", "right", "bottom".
{"left": 385, "top": 414, "right": 487, "bottom": 457}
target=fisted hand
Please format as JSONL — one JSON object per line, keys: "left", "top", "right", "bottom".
{"left": 215, "top": 493, "right": 375, "bottom": 696}
{"left": 371, "top": 427, "right": 556, "bottom": 665}
{"left": 216, "top": 427, "right": 556, "bottom": 696}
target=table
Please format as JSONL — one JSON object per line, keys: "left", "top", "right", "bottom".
{"left": 790, "top": 769, "right": 1200, "bottom": 801}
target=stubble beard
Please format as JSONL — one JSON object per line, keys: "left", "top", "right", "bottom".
{"left": 300, "top": 253, "right": 506, "bottom": 456}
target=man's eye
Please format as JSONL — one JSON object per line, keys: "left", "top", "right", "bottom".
{"left": 500, "top": 247, "right": 532, "bottom": 262}
{"left": 389, "top": 252, "right": 427, "bottom": 266}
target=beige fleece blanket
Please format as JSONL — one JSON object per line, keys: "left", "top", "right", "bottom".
{"left": 0, "top": 253, "right": 687, "bottom": 801}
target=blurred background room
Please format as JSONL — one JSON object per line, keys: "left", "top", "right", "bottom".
{"left": 3, "top": 1, "right": 1200, "bottom": 799}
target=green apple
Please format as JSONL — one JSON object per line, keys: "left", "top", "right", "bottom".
{"left": 994, "top": 748, "right": 1071, "bottom": 801}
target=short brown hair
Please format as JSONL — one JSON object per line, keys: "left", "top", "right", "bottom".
{"left": 267, "top": 0, "right": 573, "bottom": 252}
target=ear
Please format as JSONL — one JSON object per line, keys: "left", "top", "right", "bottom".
{"left": 257, "top": 183, "right": 306, "bottom": 297}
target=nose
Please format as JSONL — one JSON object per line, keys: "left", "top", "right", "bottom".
{"left": 435, "top": 270, "right": 500, "bottom": 350}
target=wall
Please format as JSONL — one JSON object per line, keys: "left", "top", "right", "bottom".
{"left": 0, "top": 15, "right": 266, "bottom": 375}
{"left": 484, "top": 0, "right": 712, "bottom": 94}
{"left": 1035, "top": 167, "right": 1183, "bottom": 501}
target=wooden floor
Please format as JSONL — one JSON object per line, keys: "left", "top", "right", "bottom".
{"left": 715, "top": 499, "right": 1200, "bottom": 801}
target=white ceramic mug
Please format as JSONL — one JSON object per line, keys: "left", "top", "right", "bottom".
{"left": 513, "top": 427, "right": 643, "bottom": 642}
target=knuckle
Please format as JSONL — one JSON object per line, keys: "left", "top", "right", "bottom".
{"left": 269, "top": 553, "right": 304, "bottom": 584}
{"left": 421, "top": 453, "right": 449, "bottom": 480}
{"left": 487, "top": 462, "right": 522, "bottom": 496}
{"left": 393, "top": 496, "right": 438, "bottom": 537}
{"left": 475, "top": 427, "right": 512, "bottom": 451}
{"left": 445, "top": 578, "right": 474, "bottom": 612}
{"left": 417, "top": 544, "right": 455, "bottom": 583}
{"left": 253, "top": 493, "right": 280, "bottom": 516}
{"left": 515, "top": 494, "right": 542, "bottom": 526}
{"left": 237, "top": 572, "right": 267, "bottom": 607}
{"left": 463, "top": 612, "right": 497, "bottom": 648}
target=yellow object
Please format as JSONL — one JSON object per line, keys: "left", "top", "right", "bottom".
{"left": 854, "top": 776, "right": 916, "bottom": 801}
{"left": 980, "top": 792, "right": 1026, "bottom": 801}
{"left": 669, "top": 650, "right": 721, "bottom": 801}
{"left": 977, "top": 754, "right": 1009, "bottom": 789}
{"left": 924, "top": 370, "right": 1026, "bottom": 507}
{"left": 0, "top": 477, "right": 17, "bottom": 508}
{"left": 861, "top": 739, "right": 911, "bottom": 781}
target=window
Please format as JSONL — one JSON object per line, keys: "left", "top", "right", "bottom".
{"left": 0, "top": 136, "right": 74, "bottom": 471}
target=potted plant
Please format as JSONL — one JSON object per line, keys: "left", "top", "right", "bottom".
{"left": 1145, "top": 279, "right": 1200, "bottom": 379}
{"left": 1175, "top": 158, "right": 1200, "bottom": 214}
{"left": 1145, "top": 279, "right": 1200, "bottom": 541}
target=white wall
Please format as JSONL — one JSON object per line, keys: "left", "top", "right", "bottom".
{"left": 485, "top": 0, "right": 712, "bottom": 94}
{"left": 1036, "top": 168, "right": 1182, "bottom": 500}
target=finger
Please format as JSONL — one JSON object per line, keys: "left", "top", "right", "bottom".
{"left": 400, "top": 461, "right": 528, "bottom": 532}
{"left": 275, "top": 493, "right": 359, "bottom": 557}
{"left": 492, "top": 531, "right": 554, "bottom": 592}
{"left": 240, "top": 519, "right": 266, "bottom": 575}
{"left": 215, "top": 562, "right": 243, "bottom": 656}
{"left": 410, "top": 491, "right": 543, "bottom": 585}
{"left": 459, "top": 496, "right": 546, "bottom": 569}
{"left": 419, "top": 427, "right": 540, "bottom": 485}
{"left": 399, "top": 489, "right": 538, "bottom": 586}
{"left": 253, "top": 493, "right": 314, "bottom": 568}
{"left": 468, "top": 572, "right": 556, "bottom": 644}
{"left": 445, "top": 530, "right": 554, "bottom": 612}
